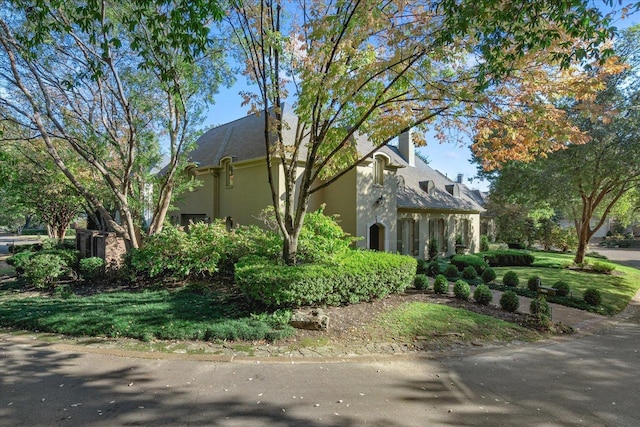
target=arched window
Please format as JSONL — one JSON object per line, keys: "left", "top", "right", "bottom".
{"left": 373, "top": 155, "right": 386, "bottom": 186}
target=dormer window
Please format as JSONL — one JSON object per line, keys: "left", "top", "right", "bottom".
{"left": 419, "top": 180, "right": 435, "bottom": 195}
{"left": 445, "top": 183, "right": 460, "bottom": 197}
{"left": 373, "top": 155, "right": 387, "bottom": 186}
{"left": 222, "top": 158, "right": 234, "bottom": 188}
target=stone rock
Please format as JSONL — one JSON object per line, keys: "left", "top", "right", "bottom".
{"left": 290, "top": 308, "right": 329, "bottom": 331}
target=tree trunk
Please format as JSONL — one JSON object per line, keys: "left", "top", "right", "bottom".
{"left": 283, "top": 234, "right": 298, "bottom": 266}
{"left": 574, "top": 217, "right": 592, "bottom": 264}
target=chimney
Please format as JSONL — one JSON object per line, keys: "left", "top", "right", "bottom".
{"left": 398, "top": 129, "right": 415, "bottom": 167}
{"left": 456, "top": 173, "right": 463, "bottom": 184}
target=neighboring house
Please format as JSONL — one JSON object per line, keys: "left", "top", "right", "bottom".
{"left": 174, "top": 111, "right": 484, "bottom": 258}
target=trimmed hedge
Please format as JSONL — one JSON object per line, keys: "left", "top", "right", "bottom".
{"left": 450, "top": 254, "right": 488, "bottom": 274}
{"left": 235, "top": 251, "right": 417, "bottom": 308}
{"left": 482, "top": 250, "right": 534, "bottom": 267}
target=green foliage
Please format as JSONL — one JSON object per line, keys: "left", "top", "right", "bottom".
{"left": 499, "top": 290, "right": 520, "bottom": 313}
{"left": 502, "top": 271, "right": 519, "bottom": 287}
{"left": 414, "top": 274, "right": 430, "bottom": 290}
{"left": 235, "top": 251, "right": 416, "bottom": 308}
{"left": 480, "top": 235, "right": 490, "bottom": 252}
{"left": 416, "top": 259, "right": 429, "bottom": 275}
{"left": 79, "top": 257, "right": 105, "bottom": 281}
{"left": 453, "top": 280, "right": 470, "bottom": 300}
{"left": 473, "top": 284, "right": 493, "bottom": 306}
{"left": 530, "top": 296, "right": 551, "bottom": 318}
{"left": 433, "top": 274, "right": 449, "bottom": 294}
{"left": 428, "top": 238, "right": 439, "bottom": 260}
{"left": 39, "top": 248, "right": 80, "bottom": 270}
{"left": 591, "top": 261, "right": 616, "bottom": 274}
{"left": 553, "top": 280, "right": 570, "bottom": 297}
{"left": 297, "top": 207, "right": 356, "bottom": 263}
{"left": 23, "top": 254, "right": 65, "bottom": 288}
{"left": 419, "top": 259, "right": 442, "bottom": 277}
{"left": 527, "top": 275, "right": 541, "bottom": 292}
{"left": 583, "top": 288, "right": 602, "bottom": 306}
{"left": 450, "top": 254, "right": 488, "bottom": 274}
{"left": 444, "top": 264, "right": 459, "bottom": 278}
{"left": 462, "top": 265, "right": 478, "bottom": 280}
{"left": 481, "top": 267, "right": 497, "bottom": 284}
{"left": 483, "top": 250, "right": 535, "bottom": 267}
{"left": 6, "top": 250, "right": 33, "bottom": 273}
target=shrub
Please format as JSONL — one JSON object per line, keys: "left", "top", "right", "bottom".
{"left": 433, "top": 274, "right": 449, "bottom": 294}
{"left": 473, "top": 284, "right": 493, "bottom": 305}
{"left": 443, "top": 264, "right": 459, "bottom": 278}
{"left": 428, "top": 238, "right": 439, "bottom": 260}
{"left": 426, "top": 260, "right": 441, "bottom": 277}
{"left": 80, "top": 257, "right": 105, "bottom": 281}
{"left": 450, "top": 254, "right": 488, "bottom": 274}
{"left": 235, "top": 250, "right": 416, "bottom": 308}
{"left": 462, "top": 265, "right": 478, "bottom": 280}
{"left": 480, "top": 235, "right": 490, "bottom": 252}
{"left": 553, "top": 281, "right": 570, "bottom": 297}
{"left": 39, "top": 248, "right": 80, "bottom": 270}
{"left": 296, "top": 206, "right": 357, "bottom": 263}
{"left": 453, "top": 280, "right": 470, "bottom": 300}
{"left": 591, "top": 261, "right": 615, "bottom": 274}
{"left": 530, "top": 296, "right": 552, "bottom": 329}
{"left": 500, "top": 291, "right": 520, "bottom": 312}
{"left": 507, "top": 242, "right": 526, "bottom": 250}
{"left": 416, "top": 259, "right": 428, "bottom": 275}
{"left": 414, "top": 274, "right": 430, "bottom": 290}
{"left": 481, "top": 267, "right": 497, "bottom": 284}
{"left": 530, "top": 296, "right": 551, "bottom": 318}
{"left": 23, "top": 254, "right": 65, "bottom": 288}
{"left": 7, "top": 250, "right": 34, "bottom": 273}
{"left": 583, "top": 288, "right": 602, "bottom": 306}
{"left": 483, "top": 250, "right": 534, "bottom": 267}
{"left": 527, "top": 276, "right": 541, "bottom": 292}
{"left": 502, "top": 271, "right": 519, "bottom": 287}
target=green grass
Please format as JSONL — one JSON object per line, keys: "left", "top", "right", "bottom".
{"left": 0, "top": 288, "right": 294, "bottom": 342}
{"left": 378, "top": 302, "right": 540, "bottom": 343}
{"left": 494, "top": 251, "right": 640, "bottom": 315}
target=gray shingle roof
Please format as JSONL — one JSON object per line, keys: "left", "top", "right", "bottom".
{"left": 189, "top": 111, "right": 483, "bottom": 213}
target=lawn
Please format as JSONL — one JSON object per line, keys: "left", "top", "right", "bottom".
{"left": 493, "top": 251, "right": 640, "bottom": 315}
{"left": 0, "top": 283, "right": 295, "bottom": 342}
{"left": 377, "top": 302, "right": 540, "bottom": 343}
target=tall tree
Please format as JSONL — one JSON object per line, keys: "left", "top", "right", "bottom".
{"left": 477, "top": 25, "right": 640, "bottom": 263}
{"left": 229, "top": 0, "right": 619, "bottom": 264}
{"left": 0, "top": 0, "right": 229, "bottom": 249}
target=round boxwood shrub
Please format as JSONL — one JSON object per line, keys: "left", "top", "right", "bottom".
{"left": 583, "top": 288, "right": 602, "bottom": 306}
{"left": 530, "top": 296, "right": 551, "bottom": 318}
{"left": 414, "top": 274, "right": 430, "bottom": 290}
{"left": 462, "top": 266, "right": 477, "bottom": 280}
{"left": 453, "top": 280, "right": 471, "bottom": 300}
{"left": 23, "top": 254, "right": 66, "bottom": 289}
{"left": 527, "top": 276, "right": 541, "bottom": 292}
{"left": 499, "top": 291, "right": 520, "bottom": 313}
{"left": 444, "top": 264, "right": 459, "bottom": 278}
{"left": 481, "top": 267, "right": 497, "bottom": 284}
{"left": 502, "top": 271, "right": 519, "bottom": 287}
{"left": 553, "top": 281, "right": 570, "bottom": 297}
{"left": 426, "top": 260, "right": 441, "bottom": 277}
{"left": 473, "top": 284, "right": 493, "bottom": 306}
{"left": 433, "top": 274, "right": 449, "bottom": 294}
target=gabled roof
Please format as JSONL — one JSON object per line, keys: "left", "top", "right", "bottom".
{"left": 380, "top": 145, "right": 484, "bottom": 213}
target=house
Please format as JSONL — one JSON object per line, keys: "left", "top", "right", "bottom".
{"left": 174, "top": 111, "right": 484, "bottom": 258}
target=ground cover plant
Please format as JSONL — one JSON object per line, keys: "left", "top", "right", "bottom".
{"left": 0, "top": 284, "right": 294, "bottom": 342}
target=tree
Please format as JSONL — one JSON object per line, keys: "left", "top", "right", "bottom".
{"left": 229, "top": 0, "right": 618, "bottom": 264}
{"left": 0, "top": 0, "right": 229, "bottom": 249}
{"left": 477, "top": 25, "right": 640, "bottom": 263}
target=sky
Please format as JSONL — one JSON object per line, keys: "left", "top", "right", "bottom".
{"left": 203, "top": 2, "right": 640, "bottom": 193}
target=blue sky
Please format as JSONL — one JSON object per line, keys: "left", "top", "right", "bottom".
{"left": 203, "top": 3, "right": 639, "bottom": 193}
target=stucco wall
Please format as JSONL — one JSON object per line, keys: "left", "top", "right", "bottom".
{"left": 312, "top": 169, "right": 358, "bottom": 238}
{"left": 174, "top": 172, "right": 216, "bottom": 220}
{"left": 221, "top": 162, "right": 274, "bottom": 227}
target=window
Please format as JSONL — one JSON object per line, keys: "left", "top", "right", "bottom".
{"left": 398, "top": 218, "right": 420, "bottom": 256}
{"left": 373, "top": 155, "right": 385, "bottom": 185}
{"left": 222, "top": 158, "right": 234, "bottom": 188}
{"left": 428, "top": 218, "right": 447, "bottom": 252}
{"left": 459, "top": 219, "right": 470, "bottom": 246}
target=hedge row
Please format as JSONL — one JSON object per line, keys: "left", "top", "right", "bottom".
{"left": 482, "top": 250, "right": 535, "bottom": 267}
{"left": 450, "top": 254, "right": 488, "bottom": 273}
{"left": 235, "top": 251, "right": 417, "bottom": 308}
